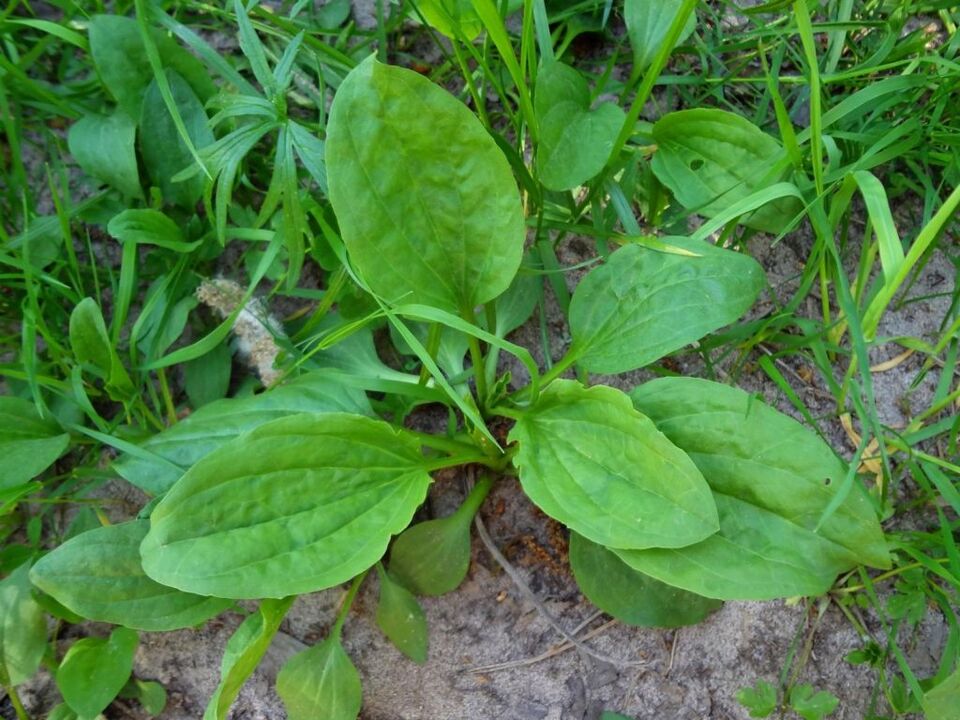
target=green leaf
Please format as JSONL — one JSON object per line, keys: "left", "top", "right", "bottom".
{"left": 569, "top": 532, "right": 721, "bottom": 628}
{"left": 375, "top": 565, "right": 428, "bottom": 663}
{"left": 141, "top": 414, "right": 433, "bottom": 599}
{"left": 107, "top": 208, "right": 199, "bottom": 252}
{"left": 650, "top": 109, "right": 801, "bottom": 232}
{"left": 618, "top": 377, "right": 889, "bottom": 600}
{"left": 412, "top": 0, "right": 482, "bottom": 41}
{"left": 388, "top": 475, "right": 489, "bottom": 596}
{"left": 509, "top": 380, "right": 718, "bottom": 550}
{"left": 625, "top": 0, "right": 696, "bottom": 71}
{"left": 56, "top": 627, "right": 138, "bottom": 718}
{"left": 924, "top": 666, "right": 960, "bottom": 720}
{"left": 534, "top": 61, "right": 624, "bottom": 191}
{"left": 184, "top": 342, "right": 232, "bottom": 409}
{"left": 69, "top": 297, "right": 133, "bottom": 397}
{"left": 0, "top": 397, "right": 69, "bottom": 491}
{"left": 88, "top": 14, "right": 214, "bottom": 118}
{"left": 600, "top": 714, "right": 635, "bottom": 720}
{"left": 204, "top": 597, "right": 294, "bottom": 720}
{"left": 326, "top": 56, "right": 525, "bottom": 313}
{"left": 568, "top": 239, "right": 764, "bottom": 374}
{"left": 736, "top": 680, "right": 778, "bottom": 718}
{"left": 120, "top": 678, "right": 168, "bottom": 716}
{"left": 29, "top": 521, "right": 231, "bottom": 631}
{"left": 140, "top": 70, "right": 214, "bottom": 208}
{"left": 277, "top": 634, "right": 362, "bottom": 720}
{"left": 0, "top": 564, "right": 47, "bottom": 686}
{"left": 68, "top": 112, "right": 142, "bottom": 199}
{"left": 114, "top": 370, "right": 371, "bottom": 495}
{"left": 789, "top": 684, "right": 839, "bottom": 720}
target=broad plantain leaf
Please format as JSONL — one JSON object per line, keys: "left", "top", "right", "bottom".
{"left": 277, "top": 633, "right": 362, "bottom": 720}
{"left": 115, "top": 370, "right": 371, "bottom": 495}
{"left": 204, "top": 597, "right": 294, "bottom": 720}
{"left": 56, "top": 627, "right": 138, "bottom": 719}
{"left": 0, "top": 397, "right": 69, "bottom": 491}
{"left": 68, "top": 111, "right": 142, "bottom": 199}
{"left": 618, "top": 377, "right": 890, "bottom": 600}
{"left": 375, "top": 565, "right": 428, "bottom": 663}
{"left": 568, "top": 239, "right": 764, "bottom": 374}
{"left": 569, "top": 532, "right": 721, "bottom": 627}
{"left": 140, "top": 70, "right": 214, "bottom": 208}
{"left": 326, "top": 56, "right": 525, "bottom": 313}
{"left": 88, "top": 14, "right": 214, "bottom": 118}
{"left": 30, "top": 521, "right": 231, "bottom": 631}
{"left": 184, "top": 342, "right": 233, "bottom": 409}
{"left": 625, "top": 0, "right": 697, "bottom": 71}
{"left": 0, "top": 563, "right": 47, "bottom": 685}
{"left": 107, "top": 208, "right": 198, "bottom": 252}
{"left": 650, "top": 109, "right": 801, "bottom": 232}
{"left": 141, "top": 414, "right": 433, "bottom": 598}
{"left": 534, "top": 61, "right": 624, "bottom": 191}
{"left": 509, "top": 380, "right": 718, "bottom": 550}
{"left": 69, "top": 297, "right": 134, "bottom": 398}
{"left": 387, "top": 477, "right": 487, "bottom": 596}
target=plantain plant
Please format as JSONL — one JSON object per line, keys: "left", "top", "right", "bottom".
{"left": 28, "top": 55, "right": 890, "bottom": 719}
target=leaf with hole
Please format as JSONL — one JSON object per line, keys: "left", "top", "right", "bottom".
{"left": 114, "top": 370, "right": 370, "bottom": 495}
{"left": 509, "top": 380, "right": 718, "bottom": 550}
{"left": 534, "top": 61, "right": 624, "bottom": 191}
{"left": 29, "top": 521, "right": 231, "bottom": 631}
{"left": 375, "top": 565, "right": 428, "bottom": 663}
{"left": 569, "top": 532, "right": 721, "bottom": 627}
{"left": 568, "top": 239, "right": 764, "bottom": 374}
{"left": 56, "top": 627, "right": 138, "bottom": 719}
{"left": 650, "top": 109, "right": 801, "bottom": 232}
{"left": 277, "top": 633, "right": 362, "bottom": 720}
{"left": 326, "top": 56, "right": 524, "bottom": 313}
{"left": 140, "top": 414, "right": 433, "bottom": 598}
{"left": 0, "top": 397, "right": 68, "bottom": 491}
{"left": 617, "top": 377, "right": 889, "bottom": 600}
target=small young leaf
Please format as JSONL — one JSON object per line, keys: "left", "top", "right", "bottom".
{"left": 509, "top": 380, "right": 718, "bottom": 550}
{"left": 88, "top": 14, "right": 214, "bottom": 118}
{"left": 375, "top": 565, "right": 428, "bottom": 663}
{"left": 277, "top": 634, "right": 362, "bottom": 720}
{"left": 789, "top": 684, "right": 840, "bottom": 720}
{"left": 0, "top": 397, "right": 69, "bottom": 491}
{"left": 140, "top": 70, "right": 214, "bottom": 208}
{"left": 0, "top": 563, "right": 47, "bottom": 685}
{"left": 600, "top": 714, "right": 635, "bottom": 720}
{"left": 120, "top": 678, "right": 168, "bottom": 716}
{"left": 30, "top": 521, "right": 231, "bottom": 631}
{"left": 56, "top": 627, "right": 138, "bottom": 719}
{"left": 69, "top": 297, "right": 133, "bottom": 397}
{"left": 115, "top": 370, "right": 370, "bottom": 495}
{"left": 388, "top": 476, "right": 490, "bottom": 596}
{"left": 650, "top": 109, "right": 801, "bottom": 232}
{"left": 204, "top": 597, "right": 294, "bottom": 720}
{"left": 569, "top": 533, "right": 721, "bottom": 628}
{"left": 625, "top": 0, "right": 696, "bottom": 71}
{"left": 141, "top": 414, "right": 433, "bottom": 599}
{"left": 619, "top": 377, "right": 890, "bottom": 600}
{"left": 736, "top": 679, "right": 778, "bottom": 718}
{"left": 68, "top": 112, "right": 142, "bottom": 199}
{"left": 568, "top": 239, "right": 764, "bottom": 374}
{"left": 535, "top": 61, "right": 624, "bottom": 191}
{"left": 326, "top": 56, "right": 525, "bottom": 313}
